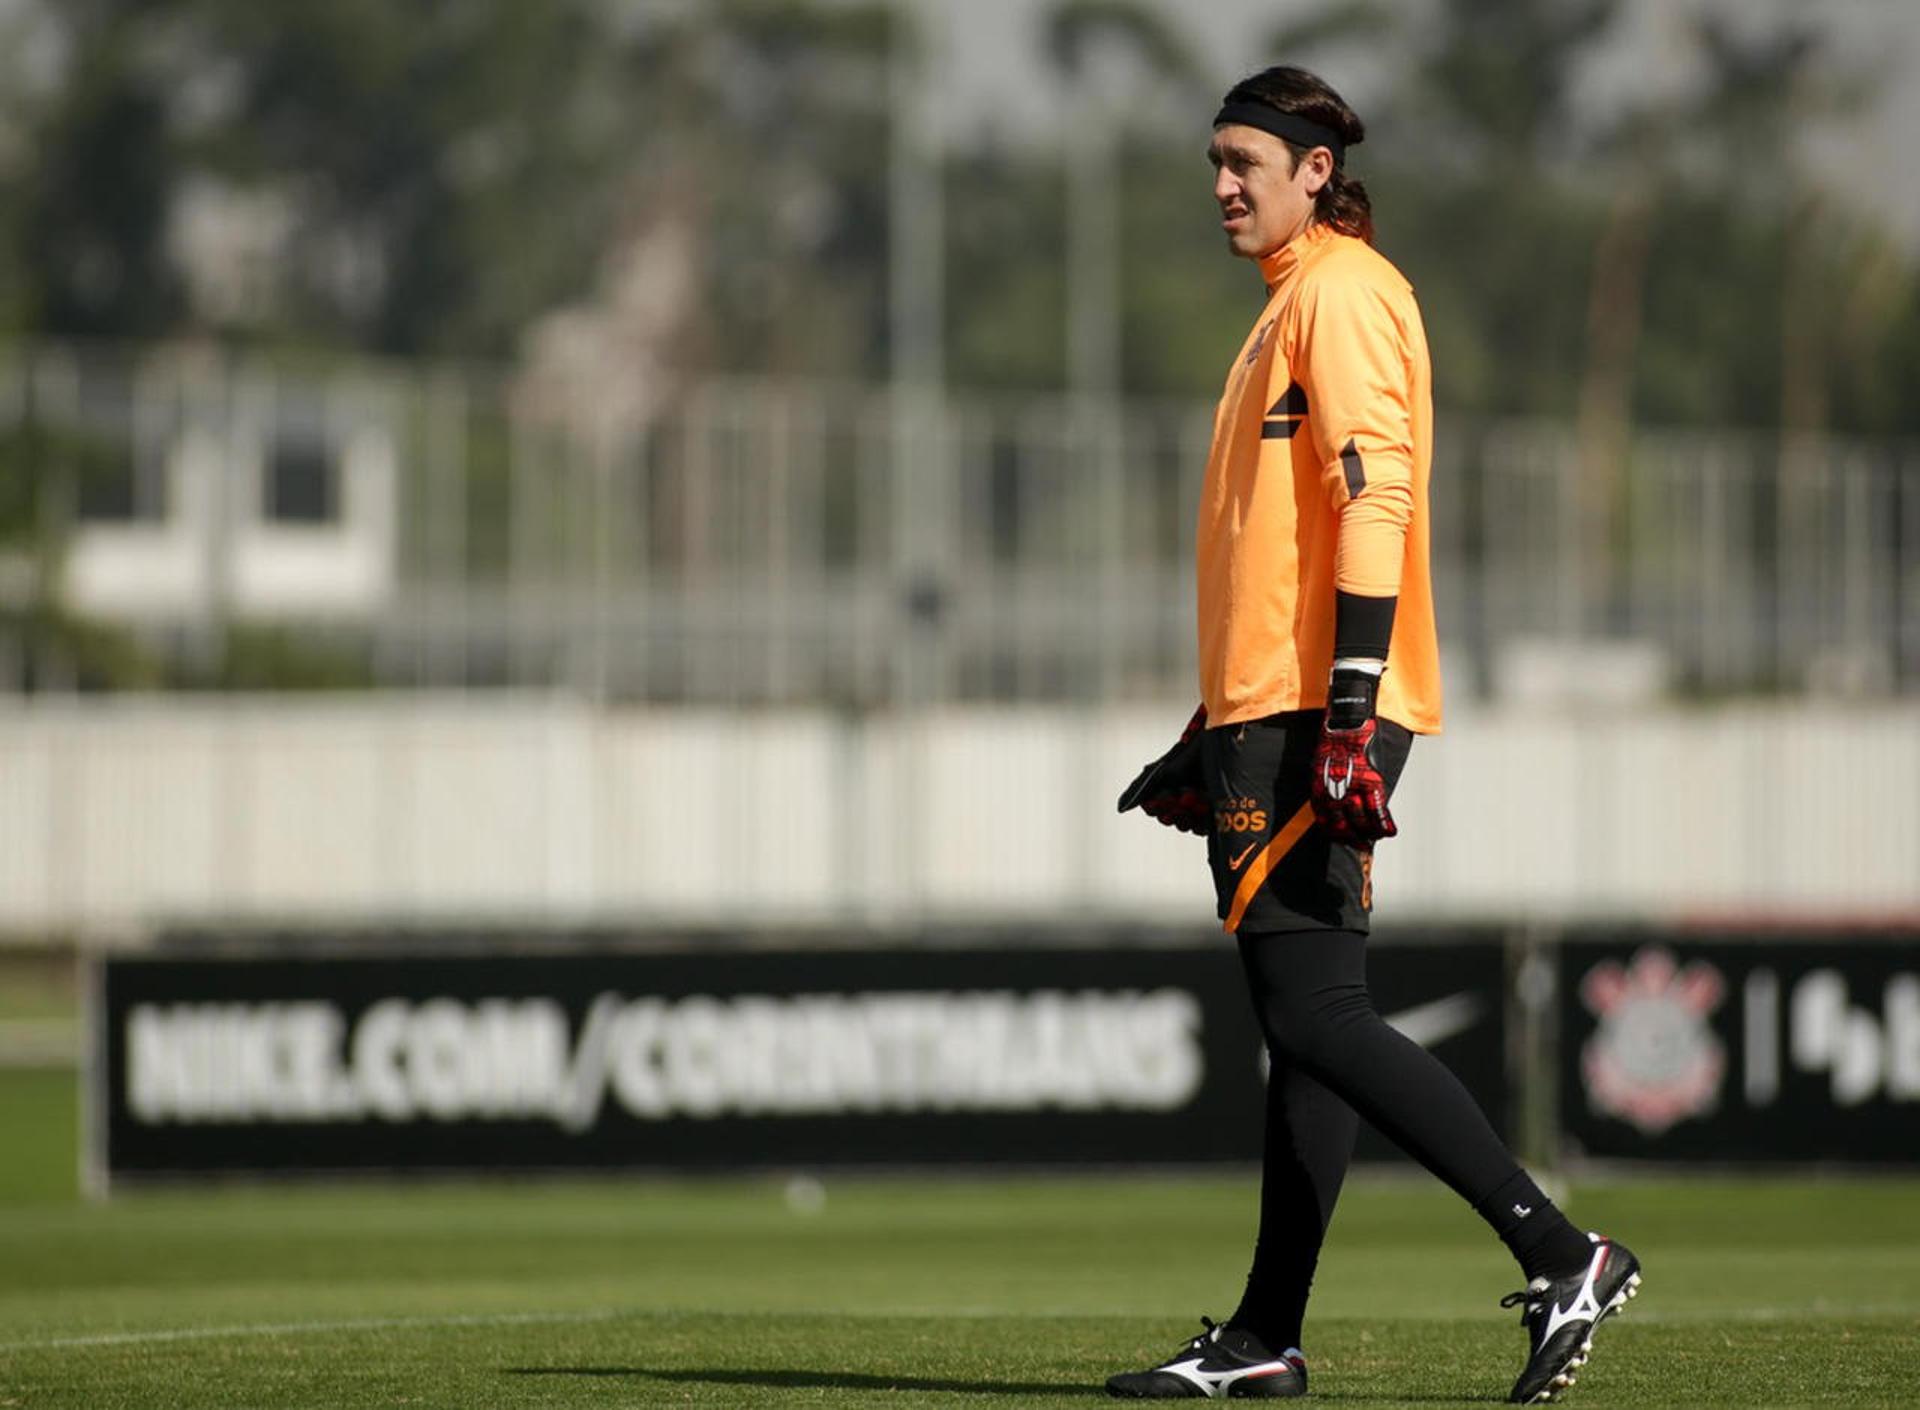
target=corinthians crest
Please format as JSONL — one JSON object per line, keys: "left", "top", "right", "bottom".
{"left": 1580, "top": 947, "right": 1727, "bottom": 1135}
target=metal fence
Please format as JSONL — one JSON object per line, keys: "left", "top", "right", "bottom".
{"left": 2, "top": 343, "right": 1915, "bottom": 702}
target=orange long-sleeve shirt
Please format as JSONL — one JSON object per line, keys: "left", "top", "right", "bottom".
{"left": 1195, "top": 223, "right": 1442, "bottom": 734}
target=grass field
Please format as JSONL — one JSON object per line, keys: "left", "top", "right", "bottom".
{"left": 2, "top": 1069, "right": 1917, "bottom": 1407}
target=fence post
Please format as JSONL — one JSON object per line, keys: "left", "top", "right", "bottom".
{"left": 1509, "top": 920, "right": 1564, "bottom": 1170}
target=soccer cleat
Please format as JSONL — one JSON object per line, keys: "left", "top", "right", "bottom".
{"left": 1503, "top": 1233, "right": 1643, "bottom": 1404}
{"left": 1107, "top": 1317, "right": 1307, "bottom": 1399}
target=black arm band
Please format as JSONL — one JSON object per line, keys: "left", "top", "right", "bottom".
{"left": 1334, "top": 590, "right": 1397, "bottom": 661}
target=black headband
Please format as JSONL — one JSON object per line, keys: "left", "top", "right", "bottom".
{"left": 1212, "top": 101, "right": 1351, "bottom": 166}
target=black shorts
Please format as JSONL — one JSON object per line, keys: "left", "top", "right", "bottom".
{"left": 1200, "top": 711, "right": 1413, "bottom": 935}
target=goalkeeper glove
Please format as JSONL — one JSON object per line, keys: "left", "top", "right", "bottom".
{"left": 1310, "top": 665, "right": 1397, "bottom": 848}
{"left": 1117, "top": 704, "right": 1209, "bottom": 835}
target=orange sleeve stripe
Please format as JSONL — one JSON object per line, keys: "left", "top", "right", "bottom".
{"left": 1222, "top": 802, "right": 1317, "bottom": 934}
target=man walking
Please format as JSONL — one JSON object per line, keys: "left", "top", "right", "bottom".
{"left": 1112, "top": 66, "right": 1640, "bottom": 1404}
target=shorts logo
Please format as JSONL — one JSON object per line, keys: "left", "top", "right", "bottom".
{"left": 1580, "top": 946, "right": 1727, "bottom": 1135}
{"left": 1214, "top": 797, "right": 1268, "bottom": 835}
{"left": 1227, "top": 842, "right": 1258, "bottom": 872}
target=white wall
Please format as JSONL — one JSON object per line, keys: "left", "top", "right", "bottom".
{"left": 0, "top": 697, "right": 1914, "bottom": 937}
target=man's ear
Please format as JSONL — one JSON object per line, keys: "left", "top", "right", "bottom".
{"left": 1303, "top": 146, "right": 1335, "bottom": 196}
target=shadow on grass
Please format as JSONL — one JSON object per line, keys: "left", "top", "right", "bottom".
{"left": 504, "top": 1366, "right": 1091, "bottom": 1396}
{"left": 505, "top": 1368, "right": 1502, "bottom": 1402}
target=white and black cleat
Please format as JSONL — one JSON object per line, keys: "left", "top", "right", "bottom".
{"left": 1504, "top": 1233, "right": 1642, "bottom": 1404}
{"left": 1107, "top": 1318, "right": 1308, "bottom": 1399}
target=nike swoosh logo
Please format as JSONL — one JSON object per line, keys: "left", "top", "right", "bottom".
{"left": 1383, "top": 992, "right": 1484, "bottom": 1049}
{"left": 1227, "top": 842, "right": 1257, "bottom": 871}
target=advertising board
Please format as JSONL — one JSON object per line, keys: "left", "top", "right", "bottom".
{"left": 1560, "top": 933, "right": 1920, "bottom": 1163}
{"left": 94, "top": 934, "right": 1508, "bottom": 1183}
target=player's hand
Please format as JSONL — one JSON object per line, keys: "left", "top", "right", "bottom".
{"left": 1311, "top": 670, "right": 1396, "bottom": 848}
{"left": 1117, "top": 704, "right": 1209, "bottom": 835}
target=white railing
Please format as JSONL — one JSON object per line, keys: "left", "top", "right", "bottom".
{"left": 2, "top": 343, "right": 1915, "bottom": 702}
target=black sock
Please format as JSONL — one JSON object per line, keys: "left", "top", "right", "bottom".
{"left": 1474, "top": 1170, "right": 1594, "bottom": 1282}
{"left": 1226, "top": 1060, "right": 1354, "bottom": 1354}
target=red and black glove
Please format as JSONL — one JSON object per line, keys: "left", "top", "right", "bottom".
{"left": 1311, "top": 668, "right": 1397, "bottom": 848}
{"left": 1117, "top": 704, "right": 1209, "bottom": 835}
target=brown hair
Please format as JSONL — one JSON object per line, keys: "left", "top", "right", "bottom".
{"left": 1220, "top": 66, "right": 1373, "bottom": 244}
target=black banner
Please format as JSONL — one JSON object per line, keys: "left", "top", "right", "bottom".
{"left": 1560, "top": 933, "right": 1920, "bottom": 1163}
{"left": 94, "top": 934, "right": 1508, "bottom": 1180}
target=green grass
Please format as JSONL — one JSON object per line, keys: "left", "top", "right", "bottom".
{"left": 0, "top": 952, "right": 76, "bottom": 1023}
{"left": 1, "top": 1069, "right": 1916, "bottom": 1406}
{"left": 0, "top": 1068, "right": 77, "bottom": 1206}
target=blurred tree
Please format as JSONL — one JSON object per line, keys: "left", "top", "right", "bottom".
{"left": 1631, "top": 18, "right": 1878, "bottom": 436}
{"left": 943, "top": 151, "right": 1067, "bottom": 391}
{"left": 11, "top": 2, "right": 183, "bottom": 339}
{"left": 1046, "top": 0, "right": 1203, "bottom": 90}
{"left": 0, "top": 419, "right": 162, "bottom": 691}
{"left": 643, "top": 0, "right": 894, "bottom": 379}
{"left": 1406, "top": 0, "right": 1616, "bottom": 171}
{"left": 0, "top": 0, "right": 897, "bottom": 374}
{"left": 172, "top": 0, "right": 640, "bottom": 357}
{"left": 1045, "top": 0, "right": 1209, "bottom": 402}
{"left": 0, "top": 0, "right": 1909, "bottom": 435}
{"left": 1365, "top": 0, "right": 1621, "bottom": 420}
{"left": 1260, "top": 2, "right": 1397, "bottom": 58}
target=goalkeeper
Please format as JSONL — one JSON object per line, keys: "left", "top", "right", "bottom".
{"left": 1110, "top": 65, "right": 1639, "bottom": 1405}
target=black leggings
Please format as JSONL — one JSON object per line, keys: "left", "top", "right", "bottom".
{"left": 1230, "top": 926, "right": 1526, "bottom": 1350}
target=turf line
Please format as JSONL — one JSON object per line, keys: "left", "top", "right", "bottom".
{"left": 7, "top": 1301, "right": 1912, "bottom": 1357}
{"left": 0, "top": 1308, "right": 627, "bottom": 1353}
{"left": 1607, "top": 1304, "right": 1917, "bottom": 1325}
